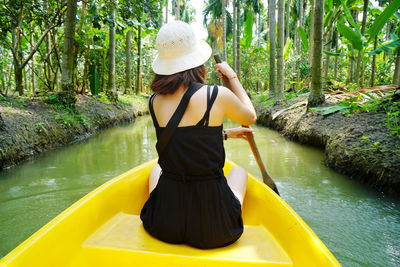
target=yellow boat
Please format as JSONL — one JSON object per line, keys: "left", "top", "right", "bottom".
{"left": 0, "top": 159, "right": 340, "bottom": 267}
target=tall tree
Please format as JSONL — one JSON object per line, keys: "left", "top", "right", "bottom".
{"left": 370, "top": 36, "right": 378, "bottom": 87}
{"left": 107, "top": 1, "right": 116, "bottom": 93}
{"left": 308, "top": 0, "right": 315, "bottom": 67}
{"left": 393, "top": 48, "right": 400, "bottom": 86}
{"left": 268, "top": 0, "right": 276, "bottom": 97}
{"left": 165, "top": 0, "right": 169, "bottom": 23}
{"left": 285, "top": 0, "right": 290, "bottom": 44}
{"left": 136, "top": 14, "right": 143, "bottom": 95}
{"left": 125, "top": 28, "right": 132, "bottom": 94}
{"left": 233, "top": 0, "right": 237, "bottom": 72}
{"left": 1, "top": 1, "right": 63, "bottom": 95}
{"left": 355, "top": 0, "right": 368, "bottom": 86}
{"left": 60, "top": 0, "right": 78, "bottom": 105}
{"left": 308, "top": 0, "right": 325, "bottom": 107}
{"left": 222, "top": 0, "right": 227, "bottom": 61}
{"left": 236, "top": 0, "right": 241, "bottom": 78}
{"left": 276, "top": 0, "right": 285, "bottom": 100}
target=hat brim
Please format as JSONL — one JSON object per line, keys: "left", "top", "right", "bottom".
{"left": 152, "top": 39, "right": 212, "bottom": 75}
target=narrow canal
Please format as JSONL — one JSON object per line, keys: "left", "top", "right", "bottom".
{"left": 0, "top": 116, "right": 399, "bottom": 266}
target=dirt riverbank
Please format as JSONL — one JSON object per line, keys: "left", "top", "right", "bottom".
{"left": 254, "top": 92, "right": 400, "bottom": 196}
{"left": 0, "top": 94, "right": 147, "bottom": 170}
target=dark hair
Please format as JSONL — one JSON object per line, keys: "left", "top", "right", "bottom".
{"left": 151, "top": 65, "right": 207, "bottom": 94}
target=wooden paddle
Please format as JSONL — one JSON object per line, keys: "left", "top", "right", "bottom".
{"left": 213, "top": 54, "right": 280, "bottom": 195}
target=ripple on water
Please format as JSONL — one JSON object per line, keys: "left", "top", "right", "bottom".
{"left": 0, "top": 116, "right": 399, "bottom": 266}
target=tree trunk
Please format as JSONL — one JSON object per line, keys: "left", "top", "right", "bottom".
{"left": 60, "top": 0, "right": 78, "bottom": 105}
{"left": 324, "top": 30, "right": 332, "bottom": 82}
{"left": 371, "top": 36, "right": 378, "bottom": 87}
{"left": 108, "top": 2, "right": 116, "bottom": 92}
{"left": 45, "top": 1, "right": 53, "bottom": 90}
{"left": 276, "top": 0, "right": 285, "bottom": 100}
{"left": 222, "top": 0, "right": 227, "bottom": 61}
{"left": 165, "top": 0, "right": 168, "bottom": 23}
{"left": 355, "top": 0, "right": 368, "bottom": 86}
{"left": 285, "top": 0, "right": 290, "bottom": 45}
{"left": 268, "top": 0, "right": 276, "bottom": 97}
{"left": 159, "top": 1, "right": 163, "bottom": 27}
{"left": 308, "top": 0, "right": 315, "bottom": 67}
{"left": 29, "top": 22, "right": 36, "bottom": 93}
{"left": 308, "top": 0, "right": 325, "bottom": 107}
{"left": 348, "top": 48, "right": 355, "bottom": 83}
{"left": 236, "top": 0, "right": 241, "bottom": 78}
{"left": 136, "top": 24, "right": 142, "bottom": 95}
{"left": 393, "top": 48, "right": 400, "bottom": 86}
{"left": 334, "top": 44, "right": 338, "bottom": 80}
{"left": 298, "top": 0, "right": 304, "bottom": 53}
{"left": 233, "top": 0, "right": 237, "bottom": 72}
{"left": 176, "top": 0, "right": 180, "bottom": 20}
{"left": 348, "top": 10, "right": 357, "bottom": 84}
{"left": 125, "top": 28, "right": 132, "bottom": 94}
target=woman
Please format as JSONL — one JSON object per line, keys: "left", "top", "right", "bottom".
{"left": 140, "top": 21, "right": 256, "bottom": 249}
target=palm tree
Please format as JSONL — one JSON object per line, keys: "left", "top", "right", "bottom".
{"left": 107, "top": 1, "right": 116, "bottom": 93}
{"left": 393, "top": 48, "right": 400, "bottom": 86}
{"left": 268, "top": 0, "right": 276, "bottom": 97}
{"left": 125, "top": 28, "right": 132, "bottom": 94}
{"left": 60, "top": 0, "right": 78, "bottom": 105}
{"left": 276, "top": 0, "right": 285, "bottom": 100}
{"left": 355, "top": 0, "right": 368, "bottom": 86}
{"left": 308, "top": 0, "right": 325, "bottom": 107}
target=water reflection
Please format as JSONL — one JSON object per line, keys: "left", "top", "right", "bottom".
{"left": 0, "top": 116, "right": 399, "bottom": 267}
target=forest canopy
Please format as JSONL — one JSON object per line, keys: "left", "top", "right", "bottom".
{"left": 0, "top": 0, "right": 399, "bottom": 107}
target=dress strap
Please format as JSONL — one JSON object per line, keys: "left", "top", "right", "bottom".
{"left": 156, "top": 82, "right": 204, "bottom": 156}
{"left": 197, "top": 85, "right": 219, "bottom": 126}
{"left": 149, "top": 93, "right": 160, "bottom": 128}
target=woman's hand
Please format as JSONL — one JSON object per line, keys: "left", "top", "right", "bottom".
{"left": 213, "top": 62, "right": 237, "bottom": 80}
{"left": 226, "top": 127, "right": 254, "bottom": 141}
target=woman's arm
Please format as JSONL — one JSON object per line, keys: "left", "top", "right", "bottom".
{"left": 223, "top": 127, "right": 254, "bottom": 141}
{"left": 214, "top": 62, "right": 257, "bottom": 126}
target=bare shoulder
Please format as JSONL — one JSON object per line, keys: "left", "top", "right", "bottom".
{"left": 214, "top": 85, "right": 237, "bottom": 103}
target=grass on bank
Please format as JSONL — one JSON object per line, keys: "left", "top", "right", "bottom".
{"left": 1, "top": 92, "right": 148, "bottom": 130}
{"left": 253, "top": 84, "right": 400, "bottom": 138}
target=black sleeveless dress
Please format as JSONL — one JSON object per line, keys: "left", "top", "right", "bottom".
{"left": 140, "top": 83, "right": 243, "bottom": 249}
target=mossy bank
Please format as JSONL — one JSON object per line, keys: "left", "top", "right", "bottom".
{"left": 253, "top": 93, "right": 400, "bottom": 196}
{"left": 0, "top": 94, "right": 148, "bottom": 170}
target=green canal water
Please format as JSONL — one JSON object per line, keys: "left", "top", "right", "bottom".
{"left": 0, "top": 115, "right": 399, "bottom": 266}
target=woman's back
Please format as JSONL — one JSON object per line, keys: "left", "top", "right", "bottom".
{"left": 149, "top": 84, "right": 225, "bottom": 176}
{"left": 140, "top": 20, "right": 256, "bottom": 249}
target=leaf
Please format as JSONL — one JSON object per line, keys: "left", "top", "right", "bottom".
{"left": 244, "top": 11, "right": 254, "bottom": 48}
{"left": 337, "top": 21, "right": 363, "bottom": 50}
{"left": 298, "top": 26, "right": 309, "bottom": 51}
{"left": 325, "top": 0, "right": 333, "bottom": 12}
{"left": 367, "top": 0, "right": 400, "bottom": 42}
{"left": 323, "top": 50, "right": 346, "bottom": 56}
{"left": 309, "top": 103, "right": 349, "bottom": 116}
{"left": 367, "top": 34, "right": 400, "bottom": 55}
{"left": 339, "top": 0, "right": 359, "bottom": 30}
{"left": 284, "top": 39, "right": 293, "bottom": 61}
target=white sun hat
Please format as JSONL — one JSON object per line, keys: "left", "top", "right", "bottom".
{"left": 152, "top": 21, "right": 212, "bottom": 75}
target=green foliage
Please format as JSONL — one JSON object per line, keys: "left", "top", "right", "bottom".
{"left": 367, "top": 34, "right": 400, "bottom": 56}
{"left": 244, "top": 11, "right": 254, "bottom": 48}
{"left": 118, "top": 94, "right": 147, "bottom": 110}
{"left": 310, "top": 93, "right": 400, "bottom": 137}
{"left": 367, "top": 0, "right": 400, "bottom": 42}
{"left": 337, "top": 21, "right": 363, "bottom": 50}
{"left": 54, "top": 108, "right": 89, "bottom": 129}
{"left": 298, "top": 26, "right": 309, "bottom": 51}
{"left": 323, "top": 50, "right": 346, "bottom": 57}
{"left": 284, "top": 39, "right": 293, "bottom": 61}
{"left": 35, "top": 122, "right": 45, "bottom": 133}
{"left": 339, "top": 0, "right": 358, "bottom": 30}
